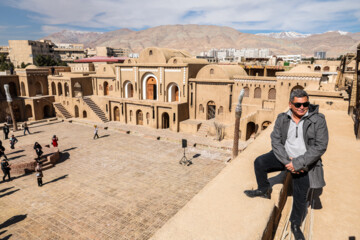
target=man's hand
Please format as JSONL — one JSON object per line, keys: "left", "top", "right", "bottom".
{"left": 285, "top": 160, "right": 304, "bottom": 174}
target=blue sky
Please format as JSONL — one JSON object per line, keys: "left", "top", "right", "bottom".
{"left": 1, "top": 0, "right": 359, "bottom": 45}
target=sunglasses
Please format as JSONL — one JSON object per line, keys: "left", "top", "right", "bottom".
{"left": 291, "top": 102, "right": 310, "bottom": 108}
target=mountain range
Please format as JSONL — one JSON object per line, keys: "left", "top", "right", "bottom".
{"left": 41, "top": 25, "right": 360, "bottom": 57}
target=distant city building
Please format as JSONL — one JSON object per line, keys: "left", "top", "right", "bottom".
{"left": 314, "top": 51, "right": 326, "bottom": 59}
{"left": 199, "top": 48, "right": 272, "bottom": 63}
{"left": 54, "top": 43, "right": 86, "bottom": 62}
{"left": 276, "top": 54, "right": 302, "bottom": 64}
{"left": 8, "top": 40, "right": 57, "bottom": 67}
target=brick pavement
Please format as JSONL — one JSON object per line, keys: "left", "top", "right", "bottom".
{"left": 0, "top": 121, "right": 229, "bottom": 240}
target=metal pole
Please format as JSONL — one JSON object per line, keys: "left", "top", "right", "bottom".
{"left": 232, "top": 89, "right": 245, "bottom": 159}
{"left": 355, "top": 44, "right": 360, "bottom": 139}
{"left": 4, "top": 84, "right": 18, "bottom": 131}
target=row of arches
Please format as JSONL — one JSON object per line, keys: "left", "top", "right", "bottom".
{"left": 243, "top": 87, "right": 276, "bottom": 99}
{"left": 102, "top": 76, "right": 180, "bottom": 102}
{"left": 51, "top": 82, "right": 83, "bottom": 97}
{"left": 73, "top": 105, "right": 87, "bottom": 118}
{"left": 24, "top": 104, "right": 53, "bottom": 120}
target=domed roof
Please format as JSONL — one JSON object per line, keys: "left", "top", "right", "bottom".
{"left": 25, "top": 64, "right": 38, "bottom": 69}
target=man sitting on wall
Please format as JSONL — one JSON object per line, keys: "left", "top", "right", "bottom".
{"left": 244, "top": 89, "right": 328, "bottom": 240}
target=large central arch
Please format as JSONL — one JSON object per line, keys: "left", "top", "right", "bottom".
{"left": 142, "top": 73, "right": 159, "bottom": 100}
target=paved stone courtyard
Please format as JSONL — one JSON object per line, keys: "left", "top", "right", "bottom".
{"left": 0, "top": 121, "right": 229, "bottom": 240}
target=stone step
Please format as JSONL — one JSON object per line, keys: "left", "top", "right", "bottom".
{"left": 54, "top": 103, "right": 72, "bottom": 119}
{"left": 83, "top": 98, "right": 109, "bottom": 122}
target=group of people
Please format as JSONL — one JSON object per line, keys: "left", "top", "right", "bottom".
{"left": 1, "top": 121, "right": 59, "bottom": 187}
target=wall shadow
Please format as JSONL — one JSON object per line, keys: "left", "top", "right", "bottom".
{"left": 0, "top": 214, "right": 27, "bottom": 229}
{"left": 0, "top": 187, "right": 14, "bottom": 193}
{"left": 57, "top": 152, "right": 70, "bottom": 164}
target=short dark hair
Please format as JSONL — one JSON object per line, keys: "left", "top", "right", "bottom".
{"left": 290, "top": 89, "right": 309, "bottom": 102}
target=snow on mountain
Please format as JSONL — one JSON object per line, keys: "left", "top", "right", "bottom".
{"left": 326, "top": 30, "right": 349, "bottom": 35}
{"left": 256, "top": 31, "right": 311, "bottom": 39}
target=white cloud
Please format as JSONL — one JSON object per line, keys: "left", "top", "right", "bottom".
{"left": 5, "top": 0, "right": 360, "bottom": 33}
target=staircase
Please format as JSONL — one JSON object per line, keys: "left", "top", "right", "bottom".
{"left": 54, "top": 103, "right": 72, "bottom": 119}
{"left": 196, "top": 120, "right": 214, "bottom": 137}
{"left": 83, "top": 97, "right": 109, "bottom": 122}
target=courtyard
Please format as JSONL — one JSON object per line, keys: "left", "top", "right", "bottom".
{"left": 0, "top": 121, "right": 230, "bottom": 240}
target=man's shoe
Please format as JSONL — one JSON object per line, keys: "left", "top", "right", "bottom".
{"left": 291, "top": 224, "right": 305, "bottom": 240}
{"left": 244, "top": 188, "right": 272, "bottom": 199}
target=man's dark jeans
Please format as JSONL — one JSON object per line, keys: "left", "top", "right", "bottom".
{"left": 254, "top": 151, "right": 310, "bottom": 225}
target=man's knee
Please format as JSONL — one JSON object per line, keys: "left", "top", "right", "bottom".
{"left": 254, "top": 155, "right": 265, "bottom": 169}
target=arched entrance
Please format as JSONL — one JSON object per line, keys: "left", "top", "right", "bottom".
{"left": 43, "top": 105, "right": 52, "bottom": 118}
{"left": 74, "top": 105, "right": 79, "bottom": 118}
{"left": 9, "top": 82, "right": 17, "bottom": 97}
{"left": 136, "top": 110, "right": 143, "bottom": 125}
{"left": 21, "top": 82, "right": 26, "bottom": 96}
{"left": 262, "top": 121, "right": 271, "bottom": 130}
{"left": 246, "top": 122, "right": 256, "bottom": 140}
{"left": 314, "top": 66, "right": 321, "bottom": 71}
{"left": 25, "top": 104, "right": 33, "bottom": 119}
{"left": 114, "top": 107, "right": 120, "bottom": 121}
{"left": 104, "top": 82, "right": 109, "bottom": 96}
{"left": 51, "top": 82, "right": 56, "bottom": 95}
{"left": 13, "top": 104, "right": 21, "bottom": 121}
{"left": 83, "top": 111, "right": 87, "bottom": 118}
{"left": 35, "top": 81, "right": 42, "bottom": 95}
{"left": 74, "top": 82, "right": 83, "bottom": 97}
{"left": 207, "top": 101, "right": 216, "bottom": 120}
{"left": 254, "top": 87, "right": 261, "bottom": 98}
{"left": 58, "top": 82, "right": 63, "bottom": 96}
{"left": 162, "top": 112, "right": 170, "bottom": 129}
{"left": 146, "top": 77, "right": 157, "bottom": 100}
{"left": 243, "top": 87, "right": 250, "bottom": 97}
{"left": 168, "top": 83, "right": 180, "bottom": 102}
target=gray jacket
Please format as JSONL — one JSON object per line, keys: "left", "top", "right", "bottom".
{"left": 270, "top": 104, "right": 328, "bottom": 188}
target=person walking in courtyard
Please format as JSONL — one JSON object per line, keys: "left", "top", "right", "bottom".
{"left": 34, "top": 142, "right": 43, "bottom": 162}
{"left": 3, "top": 124, "right": 10, "bottom": 140}
{"left": 35, "top": 162, "right": 43, "bottom": 187}
{"left": 52, "top": 135, "right": 58, "bottom": 147}
{"left": 9, "top": 135, "right": 18, "bottom": 149}
{"left": 0, "top": 141, "right": 8, "bottom": 160}
{"left": 244, "top": 89, "right": 328, "bottom": 240}
{"left": 93, "top": 125, "right": 99, "bottom": 139}
{"left": 22, "top": 122, "right": 31, "bottom": 135}
{"left": 1, "top": 158, "right": 11, "bottom": 182}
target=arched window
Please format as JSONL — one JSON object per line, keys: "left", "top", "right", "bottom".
{"left": 210, "top": 68, "right": 214, "bottom": 74}
{"left": 244, "top": 87, "right": 249, "bottom": 97}
{"left": 254, "top": 87, "right": 261, "bottom": 98}
{"left": 146, "top": 112, "right": 150, "bottom": 124}
{"left": 83, "top": 111, "right": 87, "bottom": 118}
{"left": 323, "top": 66, "right": 330, "bottom": 71}
{"left": 199, "top": 104, "right": 204, "bottom": 113}
{"left": 35, "top": 81, "right": 43, "bottom": 95}
{"left": 218, "top": 106, "right": 223, "bottom": 114}
{"left": 114, "top": 107, "right": 120, "bottom": 121}
{"left": 51, "top": 82, "right": 56, "bottom": 95}
{"left": 129, "top": 110, "right": 133, "bottom": 122}
{"left": 268, "top": 88, "right": 276, "bottom": 100}
{"left": 173, "top": 59, "right": 177, "bottom": 64}
{"left": 124, "top": 81, "right": 134, "bottom": 98}
{"left": 104, "top": 82, "right": 109, "bottom": 95}
{"left": 314, "top": 66, "right": 321, "bottom": 71}
{"left": 149, "top": 50, "right": 153, "bottom": 55}
{"left": 21, "top": 82, "right": 26, "bottom": 96}
{"left": 74, "top": 105, "right": 79, "bottom": 118}
{"left": 58, "top": 82, "right": 63, "bottom": 96}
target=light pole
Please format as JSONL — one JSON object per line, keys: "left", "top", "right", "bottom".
{"left": 4, "top": 84, "right": 18, "bottom": 131}
{"left": 232, "top": 89, "right": 245, "bottom": 159}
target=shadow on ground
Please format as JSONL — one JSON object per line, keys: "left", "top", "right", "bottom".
{"left": 0, "top": 189, "right": 20, "bottom": 198}
{"left": 0, "top": 214, "right": 27, "bottom": 229}
{"left": 43, "top": 174, "right": 68, "bottom": 186}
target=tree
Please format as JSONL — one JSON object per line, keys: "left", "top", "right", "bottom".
{"left": 21, "top": 62, "right": 31, "bottom": 68}
{"left": 310, "top": 57, "right": 315, "bottom": 64}
{"left": 0, "top": 53, "right": 14, "bottom": 71}
{"left": 34, "top": 54, "right": 67, "bottom": 67}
